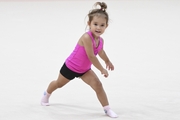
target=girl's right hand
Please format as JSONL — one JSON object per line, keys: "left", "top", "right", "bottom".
{"left": 101, "top": 69, "right": 109, "bottom": 78}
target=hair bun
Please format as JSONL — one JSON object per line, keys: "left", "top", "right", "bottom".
{"left": 94, "top": 2, "right": 107, "bottom": 12}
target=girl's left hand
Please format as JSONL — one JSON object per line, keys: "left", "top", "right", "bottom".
{"left": 105, "top": 61, "right": 114, "bottom": 71}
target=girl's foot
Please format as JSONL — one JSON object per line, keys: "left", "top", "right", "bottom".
{"left": 104, "top": 105, "right": 118, "bottom": 118}
{"left": 41, "top": 91, "right": 51, "bottom": 106}
{"left": 105, "top": 109, "right": 118, "bottom": 118}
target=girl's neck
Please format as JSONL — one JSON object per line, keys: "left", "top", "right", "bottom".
{"left": 90, "top": 31, "right": 99, "bottom": 40}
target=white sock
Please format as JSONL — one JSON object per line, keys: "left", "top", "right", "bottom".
{"left": 41, "top": 91, "right": 51, "bottom": 106}
{"left": 103, "top": 105, "right": 118, "bottom": 118}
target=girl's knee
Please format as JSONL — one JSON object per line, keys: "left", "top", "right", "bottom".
{"left": 96, "top": 80, "right": 102, "bottom": 87}
{"left": 55, "top": 80, "right": 63, "bottom": 88}
{"left": 91, "top": 78, "right": 103, "bottom": 90}
{"left": 55, "top": 78, "right": 69, "bottom": 88}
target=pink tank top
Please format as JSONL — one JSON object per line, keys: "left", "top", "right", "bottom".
{"left": 65, "top": 31, "right": 103, "bottom": 73}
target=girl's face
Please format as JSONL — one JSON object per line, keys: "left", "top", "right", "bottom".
{"left": 88, "top": 16, "right": 108, "bottom": 38}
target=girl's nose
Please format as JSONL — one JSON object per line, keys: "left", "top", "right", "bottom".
{"left": 97, "top": 25, "right": 100, "bottom": 29}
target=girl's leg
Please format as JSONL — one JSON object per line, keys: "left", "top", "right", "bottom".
{"left": 41, "top": 73, "right": 70, "bottom": 106}
{"left": 81, "top": 70, "right": 108, "bottom": 106}
{"left": 80, "top": 70, "right": 118, "bottom": 118}
{"left": 47, "top": 73, "right": 70, "bottom": 94}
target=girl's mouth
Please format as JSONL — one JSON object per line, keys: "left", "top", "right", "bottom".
{"left": 95, "top": 30, "right": 101, "bottom": 33}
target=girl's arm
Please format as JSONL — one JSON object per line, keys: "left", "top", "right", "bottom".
{"left": 81, "top": 33, "right": 105, "bottom": 73}
{"left": 98, "top": 49, "right": 110, "bottom": 63}
{"left": 98, "top": 39, "right": 114, "bottom": 71}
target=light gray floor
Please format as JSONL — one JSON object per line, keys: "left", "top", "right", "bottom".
{"left": 0, "top": 0, "right": 180, "bottom": 120}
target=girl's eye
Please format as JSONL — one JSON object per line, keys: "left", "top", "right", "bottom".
{"left": 94, "top": 24, "right": 97, "bottom": 26}
{"left": 101, "top": 25, "right": 105, "bottom": 27}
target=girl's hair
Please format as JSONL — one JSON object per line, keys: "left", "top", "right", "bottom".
{"left": 88, "top": 2, "right": 109, "bottom": 24}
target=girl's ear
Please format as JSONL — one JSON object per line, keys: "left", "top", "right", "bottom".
{"left": 87, "top": 21, "right": 91, "bottom": 29}
{"left": 106, "top": 24, "right": 108, "bottom": 28}
{"left": 87, "top": 21, "right": 90, "bottom": 26}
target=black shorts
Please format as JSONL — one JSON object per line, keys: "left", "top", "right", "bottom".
{"left": 60, "top": 63, "right": 86, "bottom": 80}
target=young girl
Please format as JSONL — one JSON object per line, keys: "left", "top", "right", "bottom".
{"left": 41, "top": 2, "right": 118, "bottom": 118}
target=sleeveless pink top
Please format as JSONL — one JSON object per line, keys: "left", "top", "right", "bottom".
{"left": 65, "top": 31, "right": 103, "bottom": 73}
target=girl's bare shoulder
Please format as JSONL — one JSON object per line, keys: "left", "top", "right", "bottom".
{"left": 78, "top": 32, "right": 92, "bottom": 46}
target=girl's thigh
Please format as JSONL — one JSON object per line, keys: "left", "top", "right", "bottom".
{"left": 80, "top": 70, "right": 102, "bottom": 87}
